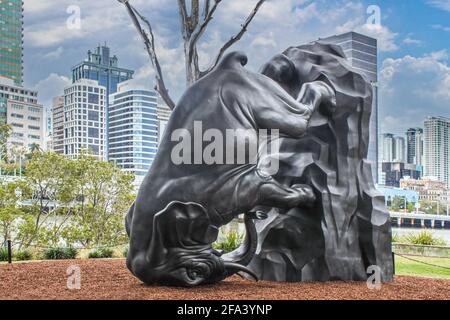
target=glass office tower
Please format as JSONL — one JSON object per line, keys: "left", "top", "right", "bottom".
{"left": 320, "top": 32, "right": 379, "bottom": 183}
{"left": 71, "top": 45, "right": 134, "bottom": 96}
{"left": 109, "top": 87, "right": 159, "bottom": 187}
{"left": 0, "top": 0, "right": 24, "bottom": 84}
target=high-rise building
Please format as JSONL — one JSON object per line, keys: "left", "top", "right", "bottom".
{"left": 379, "top": 133, "right": 395, "bottom": 163}
{"left": 63, "top": 79, "right": 107, "bottom": 159}
{"left": 394, "top": 136, "right": 405, "bottom": 163}
{"left": 0, "top": 76, "right": 44, "bottom": 151}
{"left": 0, "top": 0, "right": 24, "bottom": 84}
{"left": 108, "top": 85, "right": 159, "bottom": 186}
{"left": 71, "top": 45, "right": 134, "bottom": 97}
{"left": 157, "top": 103, "right": 172, "bottom": 145}
{"left": 71, "top": 45, "right": 134, "bottom": 158}
{"left": 51, "top": 96, "right": 64, "bottom": 154}
{"left": 406, "top": 127, "right": 424, "bottom": 166}
{"left": 424, "top": 116, "right": 450, "bottom": 187}
{"left": 381, "top": 162, "right": 421, "bottom": 188}
{"left": 320, "top": 32, "right": 378, "bottom": 183}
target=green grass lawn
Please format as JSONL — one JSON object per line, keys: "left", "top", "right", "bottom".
{"left": 395, "top": 255, "right": 450, "bottom": 279}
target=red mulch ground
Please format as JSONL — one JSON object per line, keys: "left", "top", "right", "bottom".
{"left": 0, "top": 259, "right": 448, "bottom": 300}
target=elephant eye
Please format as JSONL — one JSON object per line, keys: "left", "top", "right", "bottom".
{"left": 187, "top": 263, "right": 209, "bottom": 280}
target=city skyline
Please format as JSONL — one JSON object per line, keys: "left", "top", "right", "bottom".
{"left": 20, "top": 0, "right": 450, "bottom": 137}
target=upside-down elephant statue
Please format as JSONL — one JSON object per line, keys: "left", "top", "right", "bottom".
{"left": 125, "top": 51, "right": 338, "bottom": 287}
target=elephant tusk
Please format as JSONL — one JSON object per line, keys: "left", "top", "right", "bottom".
{"left": 224, "top": 262, "right": 259, "bottom": 282}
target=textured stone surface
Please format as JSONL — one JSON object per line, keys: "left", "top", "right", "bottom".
{"left": 246, "top": 42, "right": 394, "bottom": 282}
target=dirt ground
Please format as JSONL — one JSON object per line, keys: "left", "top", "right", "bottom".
{"left": 0, "top": 259, "right": 448, "bottom": 300}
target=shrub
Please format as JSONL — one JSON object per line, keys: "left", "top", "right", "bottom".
{"left": 43, "top": 247, "right": 78, "bottom": 260}
{"left": 213, "top": 231, "right": 243, "bottom": 253}
{"left": 402, "top": 231, "right": 447, "bottom": 246}
{"left": 0, "top": 247, "right": 8, "bottom": 261}
{"left": 123, "top": 246, "right": 129, "bottom": 258}
{"left": 88, "top": 248, "right": 114, "bottom": 259}
{"left": 392, "top": 233, "right": 401, "bottom": 243}
{"left": 14, "top": 250, "right": 33, "bottom": 261}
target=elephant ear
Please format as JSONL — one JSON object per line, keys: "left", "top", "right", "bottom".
{"left": 147, "top": 201, "right": 219, "bottom": 266}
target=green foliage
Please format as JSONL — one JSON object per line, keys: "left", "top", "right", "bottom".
{"left": 62, "top": 153, "right": 134, "bottom": 248}
{"left": 213, "top": 231, "right": 243, "bottom": 253}
{"left": 0, "top": 247, "right": 8, "bottom": 261}
{"left": 402, "top": 230, "right": 447, "bottom": 246}
{"left": 14, "top": 249, "right": 32, "bottom": 261}
{"left": 0, "top": 123, "right": 11, "bottom": 161}
{"left": 43, "top": 247, "right": 78, "bottom": 260}
{"left": 421, "top": 201, "right": 440, "bottom": 215}
{"left": 392, "top": 233, "right": 401, "bottom": 243}
{"left": 123, "top": 246, "right": 129, "bottom": 258}
{"left": 88, "top": 247, "right": 114, "bottom": 259}
{"left": 0, "top": 151, "right": 135, "bottom": 251}
{"left": 0, "top": 179, "right": 28, "bottom": 245}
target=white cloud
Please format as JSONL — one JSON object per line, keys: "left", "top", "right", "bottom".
{"left": 427, "top": 0, "right": 450, "bottom": 11}
{"left": 42, "top": 47, "right": 64, "bottom": 59}
{"left": 379, "top": 51, "right": 450, "bottom": 134}
{"left": 403, "top": 37, "right": 423, "bottom": 46}
{"left": 25, "top": 0, "right": 404, "bottom": 104}
{"left": 32, "top": 73, "right": 71, "bottom": 110}
{"left": 432, "top": 24, "right": 450, "bottom": 32}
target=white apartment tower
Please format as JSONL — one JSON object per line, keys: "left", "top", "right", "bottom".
{"left": 52, "top": 96, "right": 64, "bottom": 154}
{"left": 0, "top": 76, "right": 44, "bottom": 152}
{"left": 424, "top": 116, "right": 450, "bottom": 187}
{"left": 63, "top": 79, "right": 107, "bottom": 159}
{"left": 394, "top": 136, "right": 405, "bottom": 163}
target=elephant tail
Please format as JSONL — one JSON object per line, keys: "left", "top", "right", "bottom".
{"left": 221, "top": 214, "right": 258, "bottom": 279}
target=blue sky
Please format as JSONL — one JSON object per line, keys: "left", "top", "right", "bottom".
{"left": 22, "top": 0, "right": 450, "bottom": 136}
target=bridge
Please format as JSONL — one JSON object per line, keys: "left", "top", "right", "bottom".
{"left": 390, "top": 211, "right": 450, "bottom": 229}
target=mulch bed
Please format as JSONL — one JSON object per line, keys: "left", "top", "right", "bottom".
{"left": 0, "top": 259, "right": 448, "bottom": 300}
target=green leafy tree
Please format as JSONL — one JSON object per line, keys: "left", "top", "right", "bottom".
{"left": 21, "top": 151, "right": 78, "bottom": 247}
{"left": 63, "top": 154, "right": 134, "bottom": 247}
{"left": 421, "top": 200, "right": 439, "bottom": 215}
{"left": 390, "top": 196, "right": 406, "bottom": 211}
{"left": 0, "top": 179, "right": 27, "bottom": 244}
{"left": 0, "top": 124, "right": 11, "bottom": 173}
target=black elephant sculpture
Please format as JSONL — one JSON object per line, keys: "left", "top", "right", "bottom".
{"left": 125, "top": 51, "right": 337, "bottom": 287}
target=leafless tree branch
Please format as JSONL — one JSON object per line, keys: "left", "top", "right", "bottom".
{"left": 201, "top": 0, "right": 266, "bottom": 76}
{"left": 190, "top": 0, "right": 222, "bottom": 53}
{"left": 120, "top": 0, "right": 176, "bottom": 109}
{"left": 119, "top": 0, "right": 266, "bottom": 105}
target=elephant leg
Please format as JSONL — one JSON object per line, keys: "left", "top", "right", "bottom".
{"left": 233, "top": 171, "right": 316, "bottom": 212}
{"left": 257, "top": 181, "right": 316, "bottom": 209}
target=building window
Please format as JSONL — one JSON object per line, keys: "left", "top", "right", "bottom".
{"left": 11, "top": 113, "right": 23, "bottom": 119}
{"left": 28, "top": 107, "right": 40, "bottom": 113}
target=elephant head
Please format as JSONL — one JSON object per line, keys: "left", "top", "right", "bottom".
{"left": 126, "top": 201, "right": 257, "bottom": 287}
